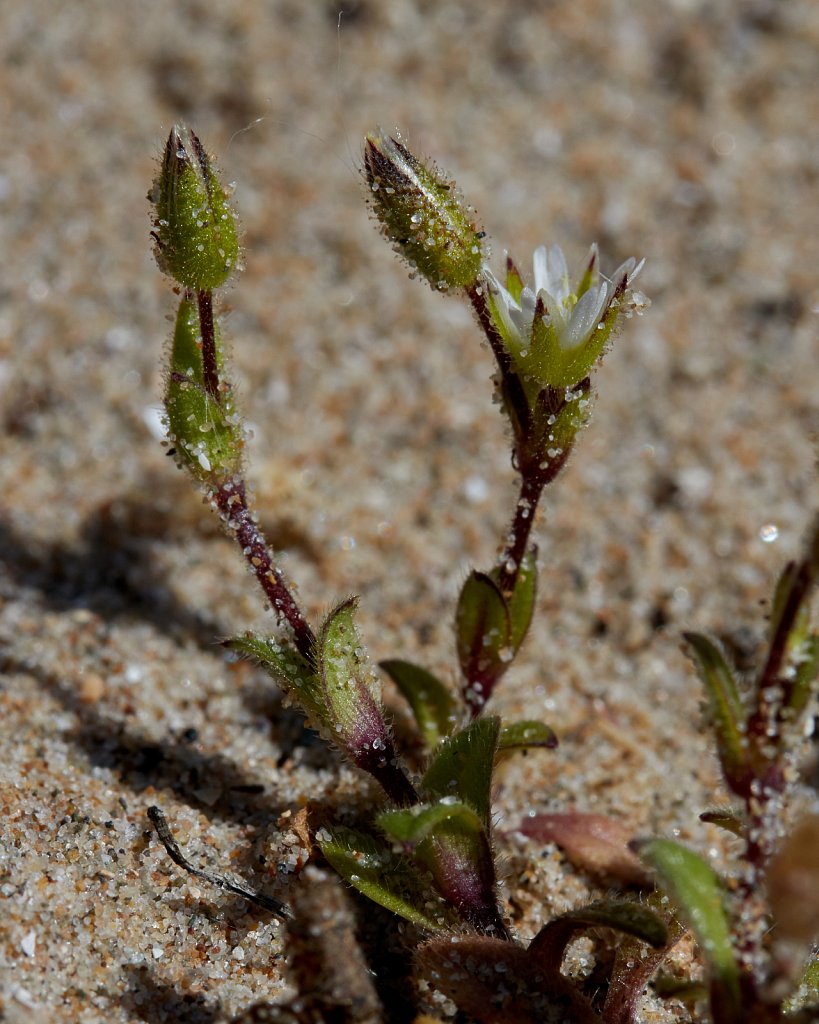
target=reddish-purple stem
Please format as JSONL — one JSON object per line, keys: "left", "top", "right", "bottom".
{"left": 197, "top": 289, "right": 220, "bottom": 401}
{"left": 214, "top": 477, "right": 315, "bottom": 662}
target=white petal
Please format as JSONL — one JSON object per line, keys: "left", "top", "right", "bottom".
{"left": 565, "top": 284, "right": 608, "bottom": 348}
{"left": 544, "top": 245, "right": 570, "bottom": 302}
{"left": 532, "top": 246, "right": 549, "bottom": 294}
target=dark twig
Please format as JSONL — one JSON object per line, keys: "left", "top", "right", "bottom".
{"left": 148, "top": 806, "right": 291, "bottom": 918}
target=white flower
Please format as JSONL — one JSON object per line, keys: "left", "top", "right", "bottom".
{"left": 483, "top": 243, "right": 647, "bottom": 390}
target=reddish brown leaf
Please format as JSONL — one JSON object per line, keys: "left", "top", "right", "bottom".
{"left": 519, "top": 813, "right": 651, "bottom": 886}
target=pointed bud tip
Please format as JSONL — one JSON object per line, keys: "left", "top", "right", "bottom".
{"left": 363, "top": 129, "right": 484, "bottom": 292}
{"left": 151, "top": 124, "right": 239, "bottom": 291}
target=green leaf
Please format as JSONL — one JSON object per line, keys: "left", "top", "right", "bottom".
{"left": 683, "top": 633, "right": 748, "bottom": 791}
{"left": 497, "top": 720, "right": 558, "bottom": 754}
{"left": 318, "top": 598, "right": 386, "bottom": 746}
{"left": 635, "top": 838, "right": 741, "bottom": 1022}
{"left": 455, "top": 571, "right": 511, "bottom": 703}
{"left": 422, "top": 718, "right": 500, "bottom": 826}
{"left": 226, "top": 631, "right": 325, "bottom": 727}
{"left": 379, "top": 800, "right": 483, "bottom": 847}
{"left": 528, "top": 900, "right": 668, "bottom": 973}
{"left": 380, "top": 659, "right": 457, "bottom": 748}
{"left": 317, "top": 825, "right": 456, "bottom": 932}
{"left": 494, "top": 548, "right": 538, "bottom": 655}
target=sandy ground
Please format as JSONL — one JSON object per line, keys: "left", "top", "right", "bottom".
{"left": 1, "top": 1, "right": 818, "bottom": 1021}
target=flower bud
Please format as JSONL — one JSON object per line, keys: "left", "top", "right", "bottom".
{"left": 164, "top": 296, "right": 244, "bottom": 483}
{"left": 150, "top": 125, "right": 239, "bottom": 290}
{"left": 364, "top": 131, "right": 484, "bottom": 291}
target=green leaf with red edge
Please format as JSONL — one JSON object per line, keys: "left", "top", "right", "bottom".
{"left": 380, "top": 658, "right": 457, "bottom": 749}
{"left": 683, "top": 632, "right": 749, "bottom": 791}
{"left": 422, "top": 717, "right": 500, "bottom": 826}
{"left": 455, "top": 571, "right": 511, "bottom": 695}
{"left": 317, "top": 824, "right": 458, "bottom": 932}
{"left": 635, "top": 837, "right": 741, "bottom": 1023}
{"left": 317, "top": 598, "right": 390, "bottom": 752}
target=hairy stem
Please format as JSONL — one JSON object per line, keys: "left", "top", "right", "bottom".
{"left": 496, "top": 450, "right": 570, "bottom": 597}
{"left": 214, "top": 477, "right": 315, "bottom": 661}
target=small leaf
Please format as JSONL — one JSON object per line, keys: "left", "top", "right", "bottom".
{"left": 317, "top": 825, "right": 456, "bottom": 932}
{"left": 493, "top": 548, "right": 537, "bottom": 654}
{"left": 518, "top": 812, "right": 650, "bottom": 886}
{"left": 380, "top": 659, "right": 457, "bottom": 748}
{"left": 528, "top": 900, "right": 668, "bottom": 974}
{"left": 497, "top": 720, "right": 558, "bottom": 755}
{"left": 422, "top": 718, "right": 500, "bottom": 826}
{"left": 683, "top": 633, "right": 749, "bottom": 792}
{"left": 455, "top": 571, "right": 511, "bottom": 706}
{"left": 635, "top": 837, "right": 741, "bottom": 1022}
{"left": 378, "top": 800, "right": 483, "bottom": 847}
{"left": 226, "top": 631, "right": 324, "bottom": 727}
{"left": 699, "top": 807, "right": 746, "bottom": 838}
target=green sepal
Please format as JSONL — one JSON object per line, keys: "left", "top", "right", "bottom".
{"left": 380, "top": 659, "right": 457, "bottom": 749}
{"left": 317, "top": 598, "right": 389, "bottom": 752}
{"left": 523, "top": 295, "right": 617, "bottom": 390}
{"left": 505, "top": 255, "right": 524, "bottom": 303}
{"left": 490, "top": 547, "right": 537, "bottom": 655}
{"left": 497, "top": 720, "right": 558, "bottom": 754}
{"left": 164, "top": 297, "right": 243, "bottom": 483}
{"left": 363, "top": 132, "right": 483, "bottom": 292}
{"left": 151, "top": 124, "right": 239, "bottom": 290}
{"left": 456, "top": 571, "right": 511, "bottom": 699}
{"left": 422, "top": 717, "right": 500, "bottom": 826}
{"left": 317, "top": 825, "right": 457, "bottom": 932}
{"left": 635, "top": 837, "right": 741, "bottom": 1022}
{"left": 225, "top": 631, "right": 324, "bottom": 727}
{"left": 683, "top": 633, "right": 748, "bottom": 792}
{"left": 528, "top": 899, "right": 668, "bottom": 973}
{"left": 378, "top": 799, "right": 483, "bottom": 847}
